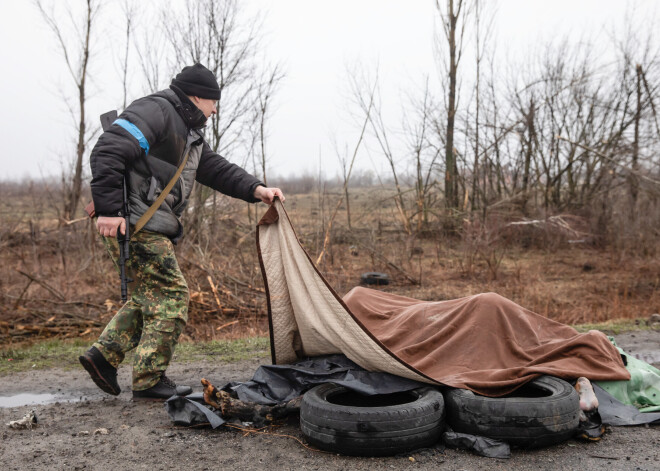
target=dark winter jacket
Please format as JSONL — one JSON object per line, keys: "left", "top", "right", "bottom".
{"left": 90, "top": 86, "right": 263, "bottom": 240}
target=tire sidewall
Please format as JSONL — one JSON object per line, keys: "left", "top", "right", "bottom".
{"left": 301, "top": 383, "right": 445, "bottom": 456}
{"left": 445, "top": 375, "right": 580, "bottom": 448}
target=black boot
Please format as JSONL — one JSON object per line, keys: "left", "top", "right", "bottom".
{"left": 132, "top": 375, "right": 192, "bottom": 400}
{"left": 79, "top": 346, "right": 121, "bottom": 396}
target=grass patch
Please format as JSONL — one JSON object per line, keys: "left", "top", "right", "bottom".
{"left": 0, "top": 338, "right": 90, "bottom": 376}
{"left": 173, "top": 337, "right": 270, "bottom": 363}
{"left": 572, "top": 318, "right": 649, "bottom": 334}
{"left": 0, "top": 337, "right": 270, "bottom": 376}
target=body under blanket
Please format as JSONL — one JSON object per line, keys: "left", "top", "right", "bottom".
{"left": 256, "top": 200, "right": 630, "bottom": 397}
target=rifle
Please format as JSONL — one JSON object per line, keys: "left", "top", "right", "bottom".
{"left": 100, "top": 110, "right": 133, "bottom": 302}
{"left": 117, "top": 177, "right": 133, "bottom": 302}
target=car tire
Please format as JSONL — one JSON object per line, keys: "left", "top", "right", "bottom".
{"left": 444, "top": 375, "right": 580, "bottom": 448}
{"left": 300, "top": 383, "right": 445, "bottom": 456}
{"left": 360, "top": 272, "right": 390, "bottom": 285}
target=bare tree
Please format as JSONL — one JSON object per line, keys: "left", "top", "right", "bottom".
{"left": 252, "top": 64, "right": 285, "bottom": 186}
{"left": 162, "top": 0, "right": 280, "bottom": 239}
{"left": 134, "top": 16, "right": 169, "bottom": 94}
{"left": 316, "top": 78, "right": 376, "bottom": 266}
{"left": 117, "top": 0, "right": 137, "bottom": 109}
{"left": 335, "top": 141, "right": 353, "bottom": 230}
{"left": 164, "top": 0, "right": 262, "bottom": 157}
{"left": 631, "top": 64, "right": 642, "bottom": 206}
{"left": 350, "top": 67, "right": 415, "bottom": 235}
{"left": 435, "top": 0, "right": 470, "bottom": 209}
{"left": 35, "top": 0, "right": 99, "bottom": 222}
{"left": 468, "top": 0, "right": 497, "bottom": 213}
{"left": 404, "top": 79, "right": 441, "bottom": 232}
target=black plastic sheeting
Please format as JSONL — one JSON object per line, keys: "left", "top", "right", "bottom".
{"left": 594, "top": 383, "right": 660, "bottom": 426}
{"left": 442, "top": 427, "right": 511, "bottom": 458}
{"left": 166, "top": 354, "right": 426, "bottom": 429}
{"left": 166, "top": 394, "right": 225, "bottom": 428}
{"left": 222, "top": 354, "right": 426, "bottom": 405}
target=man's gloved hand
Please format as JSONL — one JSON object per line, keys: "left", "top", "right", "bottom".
{"left": 254, "top": 186, "right": 285, "bottom": 205}
{"left": 97, "top": 216, "right": 126, "bottom": 238}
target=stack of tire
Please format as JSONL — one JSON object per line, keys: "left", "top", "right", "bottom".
{"left": 299, "top": 376, "right": 580, "bottom": 456}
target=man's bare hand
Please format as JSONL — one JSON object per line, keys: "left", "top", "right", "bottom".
{"left": 97, "top": 216, "right": 126, "bottom": 238}
{"left": 254, "top": 186, "right": 285, "bottom": 205}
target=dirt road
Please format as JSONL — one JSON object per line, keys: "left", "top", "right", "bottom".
{"left": 1, "top": 331, "right": 659, "bottom": 471}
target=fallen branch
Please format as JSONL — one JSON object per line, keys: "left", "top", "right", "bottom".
{"left": 201, "top": 378, "right": 301, "bottom": 427}
{"left": 506, "top": 215, "right": 591, "bottom": 239}
{"left": 235, "top": 227, "right": 256, "bottom": 246}
{"left": 207, "top": 276, "right": 222, "bottom": 310}
{"left": 3, "top": 292, "right": 104, "bottom": 309}
{"left": 18, "top": 308, "right": 102, "bottom": 323}
{"left": 185, "top": 258, "right": 265, "bottom": 293}
{"left": 12, "top": 279, "right": 34, "bottom": 310}
{"left": 216, "top": 320, "right": 239, "bottom": 331}
{"left": 63, "top": 216, "right": 88, "bottom": 226}
{"left": 588, "top": 454, "right": 620, "bottom": 460}
{"left": 223, "top": 423, "right": 329, "bottom": 453}
{"left": 16, "top": 270, "right": 65, "bottom": 301}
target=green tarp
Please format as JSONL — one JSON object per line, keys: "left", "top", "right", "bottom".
{"left": 596, "top": 337, "right": 660, "bottom": 413}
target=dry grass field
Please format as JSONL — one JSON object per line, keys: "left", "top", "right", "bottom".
{"left": 1, "top": 183, "right": 658, "bottom": 346}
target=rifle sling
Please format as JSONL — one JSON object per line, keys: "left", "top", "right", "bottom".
{"left": 133, "top": 149, "right": 191, "bottom": 235}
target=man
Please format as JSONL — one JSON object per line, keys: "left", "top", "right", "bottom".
{"left": 79, "top": 63, "right": 284, "bottom": 399}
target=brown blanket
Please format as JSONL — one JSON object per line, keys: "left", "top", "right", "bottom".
{"left": 257, "top": 200, "right": 630, "bottom": 396}
{"left": 343, "top": 288, "right": 630, "bottom": 395}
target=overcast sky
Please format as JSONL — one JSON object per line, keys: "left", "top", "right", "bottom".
{"left": 1, "top": 0, "right": 656, "bottom": 182}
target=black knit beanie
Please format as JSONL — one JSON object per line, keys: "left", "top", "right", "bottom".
{"left": 171, "top": 63, "right": 220, "bottom": 100}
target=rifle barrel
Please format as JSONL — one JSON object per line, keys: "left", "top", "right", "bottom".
{"left": 118, "top": 176, "right": 132, "bottom": 302}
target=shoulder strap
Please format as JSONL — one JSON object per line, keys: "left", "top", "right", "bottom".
{"left": 133, "top": 148, "right": 191, "bottom": 235}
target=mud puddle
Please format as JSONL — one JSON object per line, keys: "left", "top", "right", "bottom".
{"left": 0, "top": 392, "right": 87, "bottom": 408}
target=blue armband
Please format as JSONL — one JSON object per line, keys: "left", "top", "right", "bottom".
{"left": 113, "top": 119, "right": 150, "bottom": 156}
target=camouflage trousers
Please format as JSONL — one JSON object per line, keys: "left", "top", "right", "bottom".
{"left": 93, "top": 230, "right": 189, "bottom": 390}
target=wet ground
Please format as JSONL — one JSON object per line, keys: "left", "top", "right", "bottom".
{"left": 0, "top": 331, "right": 659, "bottom": 470}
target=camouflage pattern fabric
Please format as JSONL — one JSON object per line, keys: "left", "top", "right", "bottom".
{"left": 93, "top": 230, "right": 189, "bottom": 390}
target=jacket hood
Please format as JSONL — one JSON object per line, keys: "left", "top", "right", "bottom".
{"left": 153, "top": 86, "right": 208, "bottom": 130}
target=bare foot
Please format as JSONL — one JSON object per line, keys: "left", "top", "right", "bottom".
{"left": 575, "top": 377, "right": 599, "bottom": 412}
